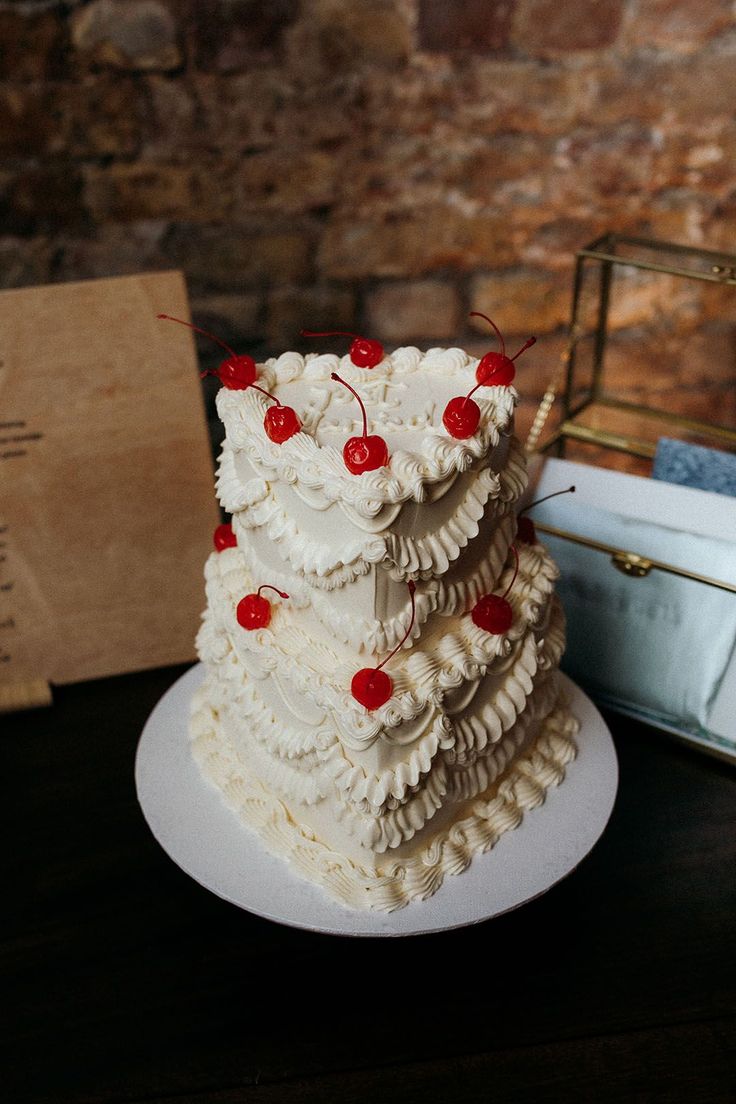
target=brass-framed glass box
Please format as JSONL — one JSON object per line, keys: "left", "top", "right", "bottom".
{"left": 527, "top": 234, "right": 736, "bottom": 762}
{"left": 533, "top": 233, "right": 736, "bottom": 469}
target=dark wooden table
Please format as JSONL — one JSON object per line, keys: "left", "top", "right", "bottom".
{"left": 5, "top": 665, "right": 735, "bottom": 1103}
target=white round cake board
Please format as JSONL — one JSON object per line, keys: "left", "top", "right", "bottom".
{"left": 135, "top": 665, "right": 618, "bottom": 937}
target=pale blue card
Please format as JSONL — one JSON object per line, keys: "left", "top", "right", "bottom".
{"left": 529, "top": 460, "right": 736, "bottom": 749}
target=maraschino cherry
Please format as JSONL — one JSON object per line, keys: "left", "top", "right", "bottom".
{"left": 236, "top": 584, "right": 289, "bottom": 631}
{"left": 470, "top": 312, "right": 536, "bottom": 387}
{"left": 471, "top": 545, "right": 519, "bottom": 635}
{"left": 158, "top": 314, "right": 256, "bottom": 389}
{"left": 330, "top": 372, "right": 389, "bottom": 473}
{"left": 213, "top": 522, "right": 237, "bottom": 551}
{"left": 351, "top": 581, "right": 416, "bottom": 711}
{"left": 257, "top": 385, "right": 302, "bottom": 443}
{"left": 442, "top": 380, "right": 484, "bottom": 439}
{"left": 516, "top": 485, "right": 576, "bottom": 545}
{"left": 301, "top": 329, "right": 384, "bottom": 369}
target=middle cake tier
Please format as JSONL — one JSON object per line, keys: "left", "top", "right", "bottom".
{"left": 196, "top": 528, "right": 568, "bottom": 879}
{"left": 215, "top": 429, "right": 529, "bottom": 656}
{"left": 197, "top": 528, "right": 562, "bottom": 768}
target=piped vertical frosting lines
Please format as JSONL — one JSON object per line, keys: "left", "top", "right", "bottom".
{"left": 202, "top": 543, "right": 563, "bottom": 749}
{"left": 221, "top": 450, "right": 514, "bottom": 587}
{"left": 190, "top": 685, "right": 578, "bottom": 912}
{"left": 200, "top": 591, "right": 564, "bottom": 853}
{"left": 215, "top": 481, "right": 556, "bottom": 660}
{"left": 215, "top": 353, "right": 518, "bottom": 517}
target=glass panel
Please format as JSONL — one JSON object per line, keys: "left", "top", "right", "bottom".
{"left": 553, "top": 235, "right": 736, "bottom": 473}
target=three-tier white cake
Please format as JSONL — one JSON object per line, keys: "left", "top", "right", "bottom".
{"left": 190, "top": 344, "right": 578, "bottom": 912}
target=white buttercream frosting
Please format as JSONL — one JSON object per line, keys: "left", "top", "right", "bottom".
{"left": 191, "top": 683, "right": 578, "bottom": 911}
{"left": 216, "top": 347, "right": 517, "bottom": 519}
{"left": 191, "top": 343, "right": 579, "bottom": 910}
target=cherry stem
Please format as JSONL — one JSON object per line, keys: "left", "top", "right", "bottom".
{"left": 376, "top": 581, "right": 416, "bottom": 672}
{"left": 464, "top": 381, "right": 483, "bottom": 405}
{"left": 522, "top": 485, "right": 576, "bottom": 514}
{"left": 257, "top": 584, "right": 289, "bottom": 600}
{"left": 157, "top": 314, "right": 237, "bottom": 358}
{"left": 501, "top": 545, "right": 519, "bottom": 600}
{"left": 248, "top": 381, "right": 281, "bottom": 406}
{"left": 301, "top": 329, "right": 361, "bottom": 340}
{"left": 469, "top": 312, "right": 506, "bottom": 357}
{"left": 511, "top": 336, "right": 536, "bottom": 361}
{"left": 198, "top": 365, "right": 281, "bottom": 406}
{"left": 331, "top": 371, "right": 368, "bottom": 438}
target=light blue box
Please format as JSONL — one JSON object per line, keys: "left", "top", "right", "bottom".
{"left": 528, "top": 458, "right": 736, "bottom": 760}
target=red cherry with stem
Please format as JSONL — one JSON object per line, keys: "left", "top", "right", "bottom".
{"left": 470, "top": 312, "right": 536, "bottom": 386}
{"left": 516, "top": 485, "right": 576, "bottom": 544}
{"left": 301, "top": 329, "right": 384, "bottom": 369}
{"left": 233, "top": 377, "right": 301, "bottom": 444}
{"left": 263, "top": 402, "right": 301, "bottom": 443}
{"left": 330, "top": 372, "right": 389, "bottom": 473}
{"left": 236, "top": 584, "right": 289, "bottom": 631}
{"left": 471, "top": 545, "right": 519, "bottom": 634}
{"left": 157, "top": 314, "right": 257, "bottom": 389}
{"left": 442, "top": 379, "right": 484, "bottom": 439}
{"left": 351, "top": 581, "right": 416, "bottom": 710}
{"left": 213, "top": 522, "right": 237, "bottom": 551}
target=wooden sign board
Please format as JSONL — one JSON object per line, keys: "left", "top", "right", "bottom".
{"left": 0, "top": 271, "right": 220, "bottom": 708}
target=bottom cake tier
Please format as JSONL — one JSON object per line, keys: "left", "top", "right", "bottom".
{"left": 190, "top": 674, "right": 579, "bottom": 913}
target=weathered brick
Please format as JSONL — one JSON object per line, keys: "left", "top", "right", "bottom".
{"left": 84, "top": 164, "right": 189, "bottom": 222}
{"left": 589, "top": 59, "right": 670, "bottom": 128}
{"left": 285, "top": 0, "right": 411, "bottom": 76}
{"left": 141, "top": 76, "right": 197, "bottom": 158}
{"left": 266, "top": 285, "right": 356, "bottom": 349}
{"left": 0, "top": 236, "right": 54, "bottom": 289}
{"left": 0, "top": 0, "right": 733, "bottom": 451}
{"left": 0, "top": 75, "right": 144, "bottom": 159}
{"left": 462, "top": 62, "right": 598, "bottom": 137}
{"left": 418, "top": 0, "right": 514, "bottom": 54}
{"left": 0, "top": 166, "right": 88, "bottom": 235}
{"left": 596, "top": 327, "right": 736, "bottom": 439}
{"left": 192, "top": 0, "right": 299, "bottom": 72}
{"left": 165, "top": 225, "right": 314, "bottom": 291}
{"left": 594, "top": 51, "right": 736, "bottom": 127}
{"left": 238, "top": 149, "right": 338, "bottom": 214}
{"left": 56, "top": 75, "right": 144, "bottom": 157}
{"left": 709, "top": 195, "right": 736, "bottom": 253}
{"left": 273, "top": 93, "right": 356, "bottom": 149}
{"left": 54, "top": 223, "right": 169, "bottom": 282}
{"left": 520, "top": 216, "right": 610, "bottom": 271}
{"left": 470, "top": 269, "right": 569, "bottom": 337}
{"left": 513, "top": 0, "right": 625, "bottom": 55}
{"left": 645, "top": 126, "right": 736, "bottom": 201}
{"left": 0, "top": 84, "right": 56, "bottom": 156}
{"left": 634, "top": 194, "right": 708, "bottom": 246}
{"left": 621, "top": 0, "right": 735, "bottom": 54}
{"left": 71, "top": 0, "right": 181, "bottom": 71}
{"left": 605, "top": 268, "right": 703, "bottom": 332}
{"left": 366, "top": 280, "right": 461, "bottom": 341}
{"left": 193, "top": 72, "right": 288, "bottom": 153}
{"left": 0, "top": 11, "right": 65, "bottom": 81}
{"left": 464, "top": 134, "right": 552, "bottom": 194}
{"left": 319, "top": 209, "right": 518, "bottom": 280}
{"left": 84, "top": 162, "right": 232, "bottom": 222}
{"left": 187, "top": 293, "right": 264, "bottom": 350}
{"left": 543, "top": 126, "right": 663, "bottom": 212}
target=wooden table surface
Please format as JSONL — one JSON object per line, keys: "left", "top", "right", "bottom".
{"left": 5, "top": 664, "right": 735, "bottom": 1104}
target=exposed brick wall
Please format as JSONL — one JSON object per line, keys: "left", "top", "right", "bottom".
{"left": 1, "top": 0, "right": 735, "bottom": 445}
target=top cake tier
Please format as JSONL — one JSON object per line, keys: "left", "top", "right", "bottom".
{"left": 215, "top": 346, "right": 518, "bottom": 520}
